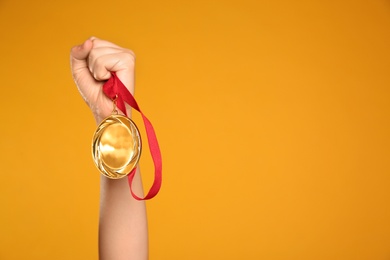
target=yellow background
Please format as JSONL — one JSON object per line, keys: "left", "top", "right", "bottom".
{"left": 1, "top": 0, "right": 390, "bottom": 259}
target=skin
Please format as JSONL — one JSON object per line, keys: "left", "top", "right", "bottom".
{"left": 70, "top": 37, "right": 148, "bottom": 260}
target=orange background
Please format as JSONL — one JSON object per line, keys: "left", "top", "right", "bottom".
{"left": 1, "top": 0, "right": 390, "bottom": 259}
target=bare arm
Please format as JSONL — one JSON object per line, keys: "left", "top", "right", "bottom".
{"left": 70, "top": 37, "right": 148, "bottom": 260}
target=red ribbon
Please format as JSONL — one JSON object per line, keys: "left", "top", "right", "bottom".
{"left": 103, "top": 72, "right": 162, "bottom": 200}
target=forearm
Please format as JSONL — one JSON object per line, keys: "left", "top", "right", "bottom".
{"left": 97, "top": 105, "right": 148, "bottom": 260}
{"left": 99, "top": 168, "right": 148, "bottom": 260}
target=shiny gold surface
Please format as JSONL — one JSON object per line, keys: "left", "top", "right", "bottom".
{"left": 92, "top": 114, "right": 142, "bottom": 179}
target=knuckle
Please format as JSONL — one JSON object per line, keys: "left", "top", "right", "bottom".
{"left": 123, "top": 52, "right": 136, "bottom": 67}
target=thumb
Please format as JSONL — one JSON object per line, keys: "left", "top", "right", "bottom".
{"left": 70, "top": 38, "right": 93, "bottom": 79}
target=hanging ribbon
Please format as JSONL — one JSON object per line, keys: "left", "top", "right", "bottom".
{"left": 102, "top": 72, "right": 162, "bottom": 200}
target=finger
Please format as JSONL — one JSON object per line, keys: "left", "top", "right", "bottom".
{"left": 88, "top": 47, "right": 131, "bottom": 73}
{"left": 70, "top": 39, "right": 95, "bottom": 84}
{"left": 89, "top": 52, "right": 135, "bottom": 80}
{"left": 90, "top": 37, "right": 122, "bottom": 49}
{"left": 70, "top": 39, "right": 93, "bottom": 67}
{"left": 90, "top": 37, "right": 136, "bottom": 57}
{"left": 90, "top": 53, "right": 135, "bottom": 92}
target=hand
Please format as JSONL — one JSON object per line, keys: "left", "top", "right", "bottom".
{"left": 70, "top": 37, "right": 136, "bottom": 123}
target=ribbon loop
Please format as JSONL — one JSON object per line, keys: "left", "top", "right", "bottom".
{"left": 102, "top": 72, "right": 162, "bottom": 200}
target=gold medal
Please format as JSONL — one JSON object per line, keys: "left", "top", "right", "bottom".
{"left": 91, "top": 97, "right": 142, "bottom": 179}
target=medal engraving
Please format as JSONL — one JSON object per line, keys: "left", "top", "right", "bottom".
{"left": 92, "top": 114, "right": 142, "bottom": 179}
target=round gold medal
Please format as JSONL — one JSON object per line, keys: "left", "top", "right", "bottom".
{"left": 92, "top": 114, "right": 142, "bottom": 179}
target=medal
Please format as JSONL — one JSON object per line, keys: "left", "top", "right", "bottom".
{"left": 92, "top": 96, "right": 142, "bottom": 179}
{"left": 90, "top": 72, "right": 162, "bottom": 200}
